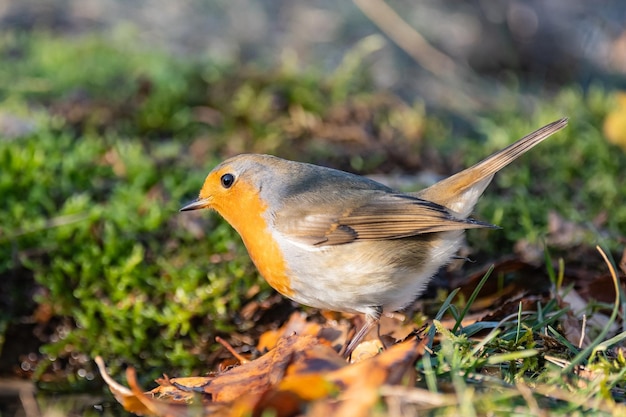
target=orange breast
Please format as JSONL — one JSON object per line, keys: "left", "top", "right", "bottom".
{"left": 211, "top": 180, "right": 293, "bottom": 297}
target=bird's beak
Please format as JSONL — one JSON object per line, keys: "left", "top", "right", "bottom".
{"left": 180, "top": 197, "right": 211, "bottom": 212}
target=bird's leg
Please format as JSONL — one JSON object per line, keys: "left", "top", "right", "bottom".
{"left": 343, "top": 306, "right": 382, "bottom": 358}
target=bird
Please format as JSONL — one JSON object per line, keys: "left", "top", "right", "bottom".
{"left": 181, "top": 118, "right": 568, "bottom": 356}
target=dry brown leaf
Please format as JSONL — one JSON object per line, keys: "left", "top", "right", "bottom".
{"left": 327, "top": 336, "right": 424, "bottom": 388}
{"left": 98, "top": 333, "right": 426, "bottom": 417}
{"left": 257, "top": 312, "right": 324, "bottom": 351}
{"left": 153, "top": 376, "right": 210, "bottom": 403}
{"left": 547, "top": 211, "right": 590, "bottom": 248}
{"left": 258, "top": 310, "right": 351, "bottom": 353}
{"left": 127, "top": 367, "right": 229, "bottom": 417}
{"left": 334, "top": 365, "right": 387, "bottom": 417}
{"left": 350, "top": 340, "right": 384, "bottom": 362}
{"left": 378, "top": 312, "right": 418, "bottom": 345}
{"left": 557, "top": 287, "right": 618, "bottom": 348}
{"left": 190, "top": 335, "right": 332, "bottom": 402}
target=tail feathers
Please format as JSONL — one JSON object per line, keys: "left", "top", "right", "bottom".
{"left": 415, "top": 118, "right": 568, "bottom": 217}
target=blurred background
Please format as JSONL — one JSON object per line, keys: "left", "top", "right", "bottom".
{"left": 1, "top": 1, "right": 625, "bottom": 416}
{"left": 3, "top": 0, "right": 626, "bottom": 106}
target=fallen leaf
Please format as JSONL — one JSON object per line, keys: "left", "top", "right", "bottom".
{"left": 98, "top": 334, "right": 426, "bottom": 417}
{"left": 257, "top": 312, "right": 324, "bottom": 351}
{"left": 172, "top": 335, "right": 331, "bottom": 402}
{"left": 604, "top": 91, "right": 626, "bottom": 151}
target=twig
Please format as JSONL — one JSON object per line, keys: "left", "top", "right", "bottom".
{"left": 352, "top": 0, "right": 461, "bottom": 79}
{"left": 216, "top": 336, "right": 249, "bottom": 364}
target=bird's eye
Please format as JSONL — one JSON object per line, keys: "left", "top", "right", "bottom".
{"left": 220, "top": 173, "right": 235, "bottom": 189}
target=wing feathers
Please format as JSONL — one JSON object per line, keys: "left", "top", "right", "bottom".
{"left": 277, "top": 193, "right": 495, "bottom": 247}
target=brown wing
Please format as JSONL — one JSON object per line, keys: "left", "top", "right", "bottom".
{"left": 275, "top": 192, "right": 495, "bottom": 247}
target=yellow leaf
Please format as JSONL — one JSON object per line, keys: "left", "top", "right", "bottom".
{"left": 603, "top": 92, "right": 626, "bottom": 151}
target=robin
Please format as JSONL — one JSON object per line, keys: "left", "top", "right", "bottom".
{"left": 181, "top": 118, "right": 568, "bottom": 355}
